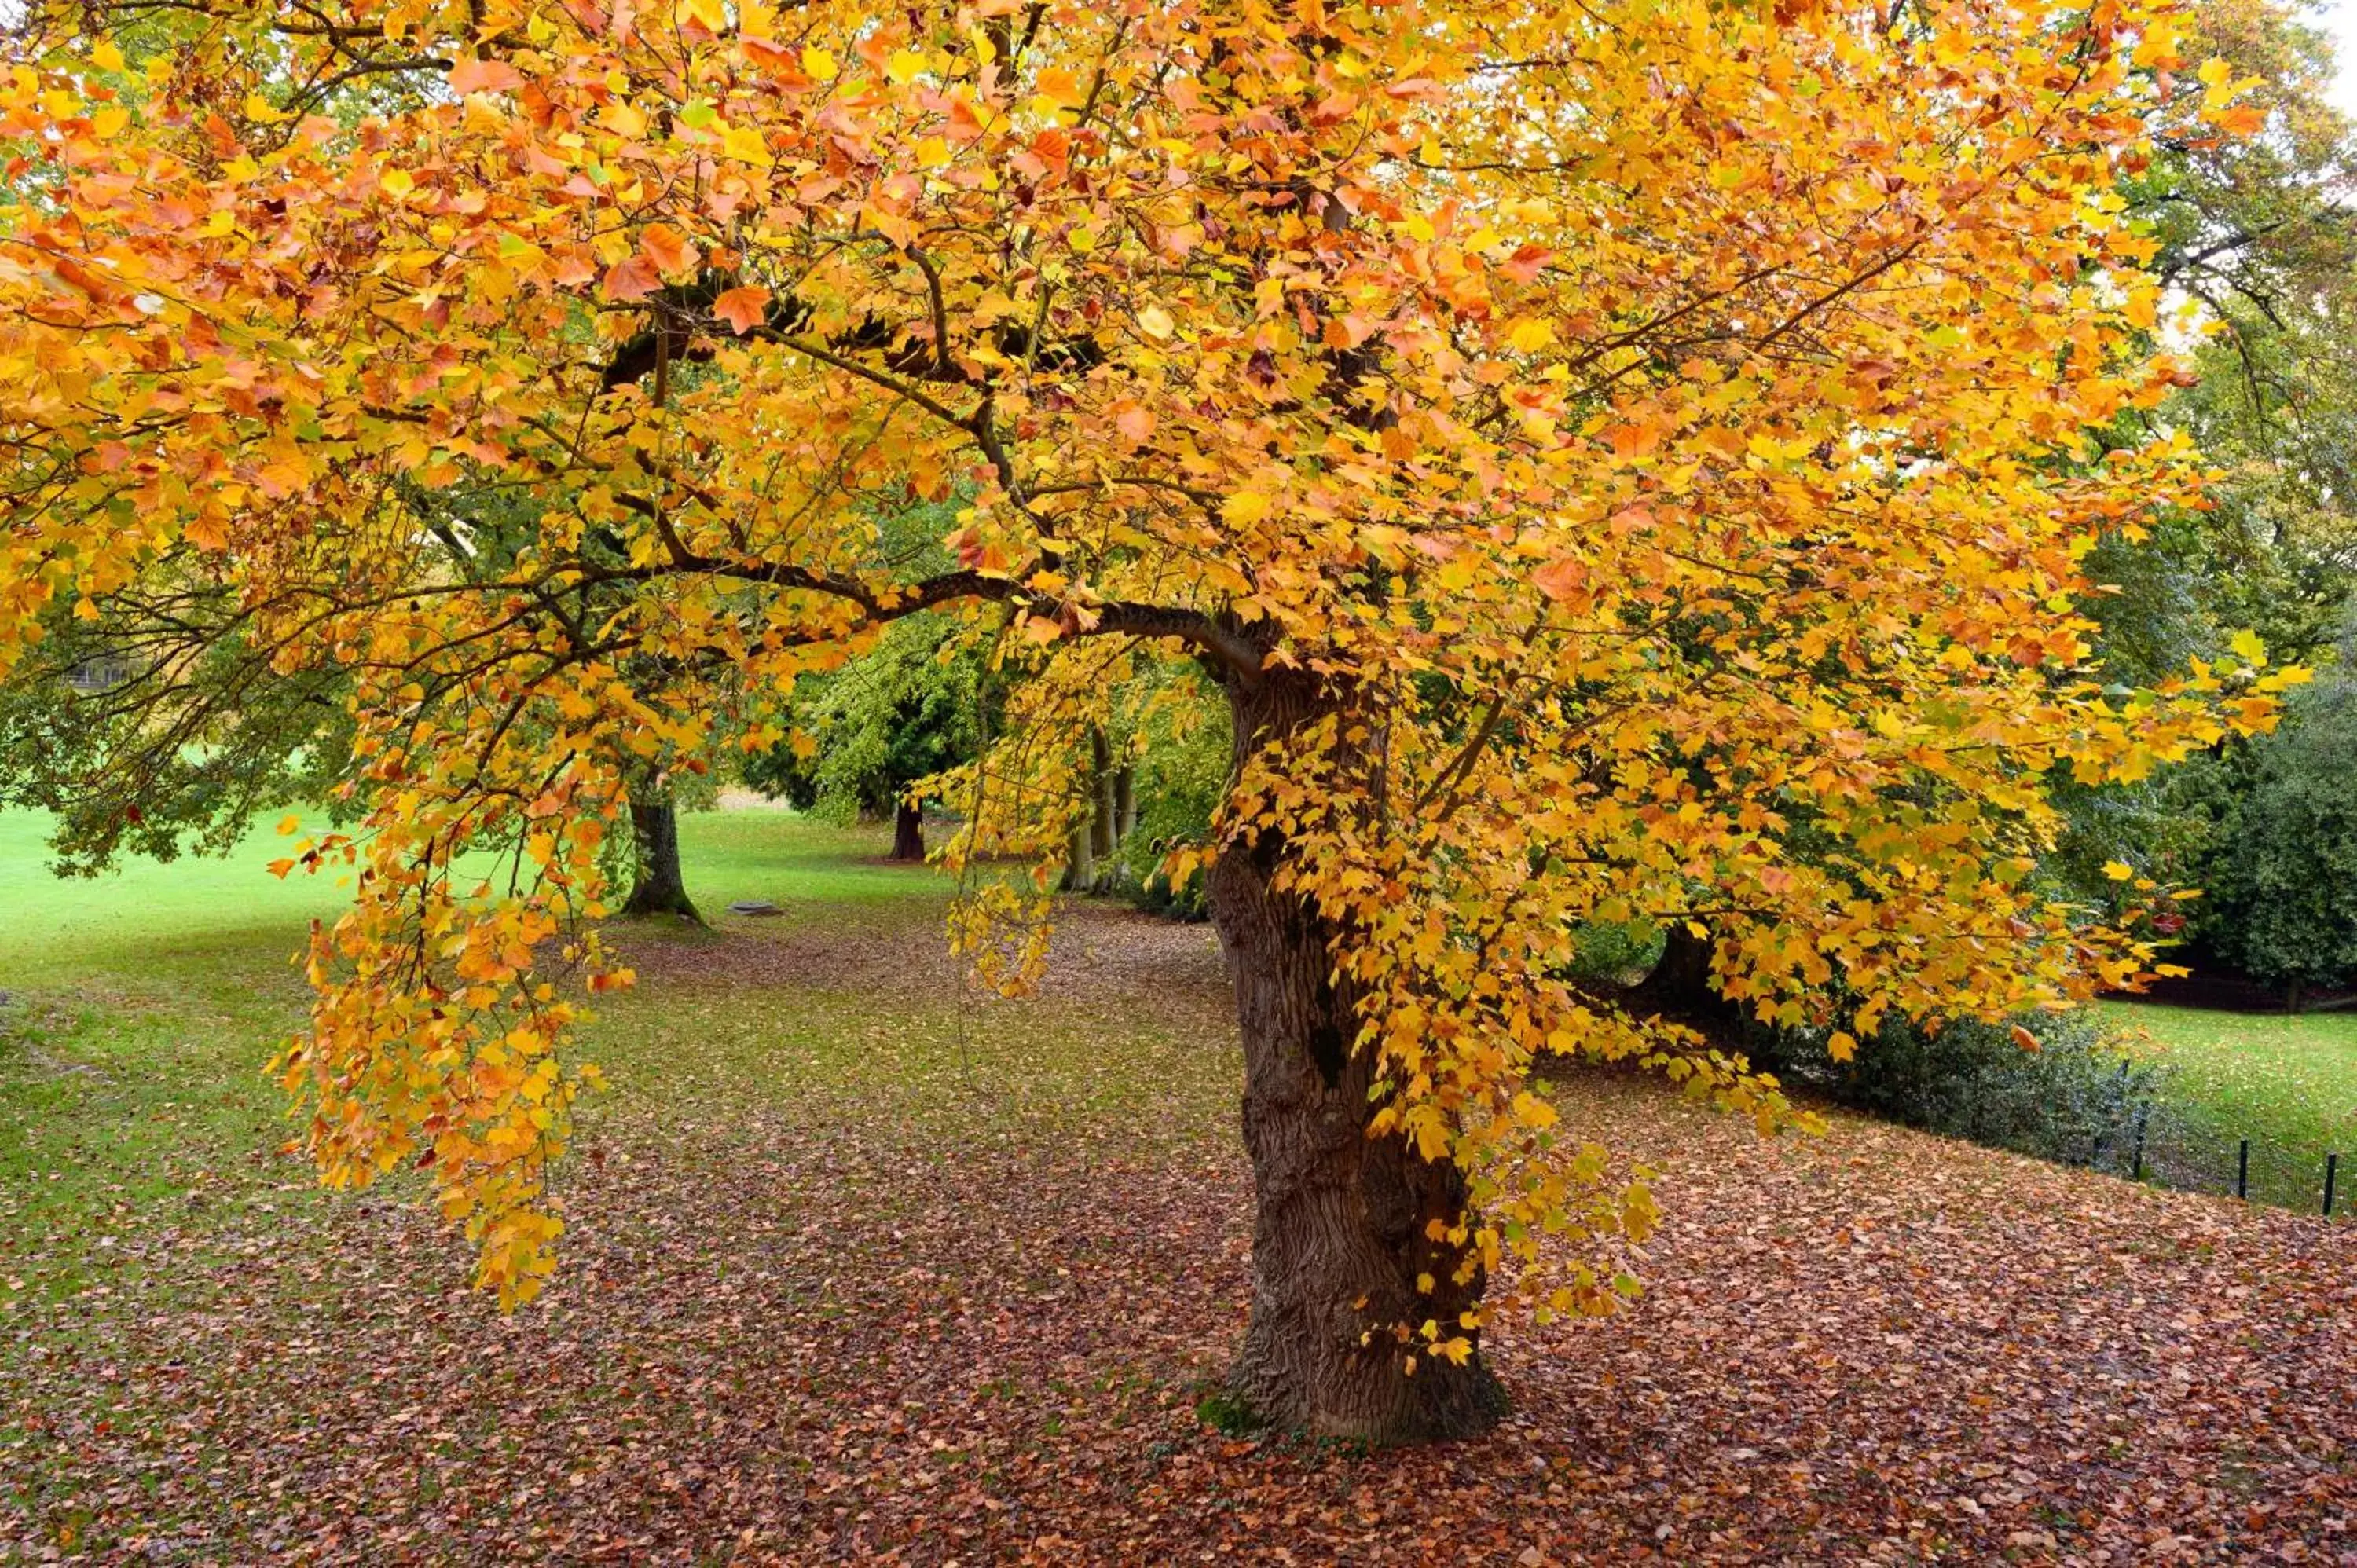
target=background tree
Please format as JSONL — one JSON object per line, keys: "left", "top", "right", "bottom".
{"left": 0, "top": 482, "right": 717, "bottom": 918}
{"left": 743, "top": 610, "right": 988, "bottom": 862}
{"left": 0, "top": 583, "right": 354, "bottom": 875}
{"left": 2198, "top": 617, "right": 2357, "bottom": 1007}
{"left": 0, "top": 0, "right": 2285, "bottom": 1442}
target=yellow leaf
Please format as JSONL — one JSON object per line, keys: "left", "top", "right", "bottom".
{"left": 1136, "top": 305, "right": 1175, "bottom": 340}
{"left": 2102, "top": 860, "right": 2133, "bottom": 881}
{"left": 2228, "top": 628, "right": 2267, "bottom": 666}
{"left": 1222, "top": 490, "right": 1273, "bottom": 526}
{"left": 1507, "top": 318, "right": 1554, "bottom": 354}
{"left": 802, "top": 46, "right": 838, "bottom": 82}
{"left": 1827, "top": 1031, "right": 1857, "bottom": 1064}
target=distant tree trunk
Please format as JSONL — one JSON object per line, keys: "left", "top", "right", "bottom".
{"left": 890, "top": 799, "right": 926, "bottom": 862}
{"left": 1087, "top": 727, "right": 1116, "bottom": 888}
{"left": 621, "top": 795, "right": 702, "bottom": 923}
{"left": 1062, "top": 817, "right": 1094, "bottom": 892}
{"left": 1113, "top": 765, "right": 1136, "bottom": 845}
{"left": 1630, "top": 924, "right": 1745, "bottom": 1035}
{"left": 2287, "top": 980, "right": 2304, "bottom": 1014}
{"left": 1209, "top": 669, "right": 1506, "bottom": 1444}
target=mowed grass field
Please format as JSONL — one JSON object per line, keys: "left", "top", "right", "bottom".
{"left": 2099, "top": 999, "right": 2357, "bottom": 1211}
{"left": 2, "top": 808, "right": 2351, "bottom": 1562}
{"left": 0, "top": 808, "right": 1023, "bottom": 1304}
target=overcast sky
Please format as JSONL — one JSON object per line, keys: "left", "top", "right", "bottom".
{"left": 2317, "top": 0, "right": 2357, "bottom": 115}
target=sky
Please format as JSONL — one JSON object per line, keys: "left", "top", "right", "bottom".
{"left": 2321, "top": 0, "right": 2357, "bottom": 115}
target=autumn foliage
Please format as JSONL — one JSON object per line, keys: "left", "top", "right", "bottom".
{"left": 0, "top": 0, "right": 2299, "bottom": 1438}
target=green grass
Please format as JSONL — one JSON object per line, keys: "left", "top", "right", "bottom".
{"left": 0, "top": 806, "right": 1244, "bottom": 1555}
{"left": 2098, "top": 1001, "right": 2357, "bottom": 1210}
{"left": 0, "top": 807, "right": 938, "bottom": 1300}
{"left": 0, "top": 805, "right": 1230, "bottom": 1310}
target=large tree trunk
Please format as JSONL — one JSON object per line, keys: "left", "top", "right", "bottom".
{"left": 1208, "top": 673, "right": 1507, "bottom": 1444}
{"left": 621, "top": 796, "right": 702, "bottom": 923}
{"left": 1629, "top": 923, "right": 1739, "bottom": 1031}
{"left": 889, "top": 800, "right": 925, "bottom": 862}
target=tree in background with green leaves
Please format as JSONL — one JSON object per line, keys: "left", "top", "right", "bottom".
{"left": 2198, "top": 615, "right": 2357, "bottom": 1008}
{"left": 0, "top": 487, "right": 715, "bottom": 920}
{"left": 743, "top": 611, "right": 988, "bottom": 863}
{"left": 2045, "top": 0, "right": 2356, "bottom": 969}
{"left": 0, "top": 558, "right": 356, "bottom": 877}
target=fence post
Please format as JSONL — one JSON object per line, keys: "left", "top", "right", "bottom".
{"left": 2327, "top": 1153, "right": 2339, "bottom": 1218}
{"left": 2237, "top": 1138, "right": 2249, "bottom": 1201}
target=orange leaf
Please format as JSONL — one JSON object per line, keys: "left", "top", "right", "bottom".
{"left": 447, "top": 58, "right": 525, "bottom": 94}
{"left": 639, "top": 224, "right": 699, "bottom": 280}
{"left": 713, "top": 286, "right": 772, "bottom": 335}
{"left": 1533, "top": 557, "right": 1586, "bottom": 602}
{"left": 600, "top": 255, "right": 662, "bottom": 302}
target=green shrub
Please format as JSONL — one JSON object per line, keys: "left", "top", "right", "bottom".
{"left": 1777, "top": 1009, "right": 2170, "bottom": 1178}
{"left": 1563, "top": 919, "right": 1665, "bottom": 988}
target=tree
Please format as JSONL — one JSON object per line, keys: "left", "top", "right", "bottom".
{"left": 0, "top": 473, "right": 717, "bottom": 918}
{"left": 0, "top": 0, "right": 2289, "bottom": 1442}
{"left": 0, "top": 584, "right": 354, "bottom": 875}
{"left": 2200, "top": 619, "right": 2357, "bottom": 1007}
{"left": 2040, "top": 0, "right": 2357, "bottom": 947}
{"left": 617, "top": 764, "right": 706, "bottom": 921}
{"left": 2141, "top": 0, "right": 2357, "bottom": 668}
{"left": 744, "top": 611, "right": 987, "bottom": 862}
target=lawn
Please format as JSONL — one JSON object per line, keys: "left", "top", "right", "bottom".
{"left": 2099, "top": 1000, "right": 2357, "bottom": 1211}
{"left": 2, "top": 807, "right": 2351, "bottom": 1562}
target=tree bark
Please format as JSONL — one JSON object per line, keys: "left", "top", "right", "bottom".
{"left": 1088, "top": 727, "right": 1116, "bottom": 889}
{"left": 1628, "top": 923, "right": 1773, "bottom": 1068}
{"left": 1113, "top": 765, "right": 1136, "bottom": 846}
{"left": 1061, "top": 816, "right": 1094, "bottom": 892}
{"left": 1208, "top": 672, "right": 1507, "bottom": 1444}
{"left": 1629, "top": 924, "right": 1739, "bottom": 1031}
{"left": 621, "top": 796, "right": 702, "bottom": 923}
{"left": 889, "top": 800, "right": 926, "bottom": 862}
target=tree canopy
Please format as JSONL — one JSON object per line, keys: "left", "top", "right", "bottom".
{"left": 0, "top": 0, "right": 2296, "bottom": 1439}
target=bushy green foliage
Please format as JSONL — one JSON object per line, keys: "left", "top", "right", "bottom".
{"left": 2199, "top": 654, "right": 2357, "bottom": 1002}
{"left": 743, "top": 612, "right": 988, "bottom": 824}
{"left": 1113, "top": 672, "right": 1230, "bottom": 919}
{"left": 1563, "top": 919, "right": 1664, "bottom": 989}
{"left": 0, "top": 610, "right": 354, "bottom": 875}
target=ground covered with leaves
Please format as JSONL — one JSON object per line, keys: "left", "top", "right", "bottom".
{"left": 3, "top": 815, "right": 2352, "bottom": 1563}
